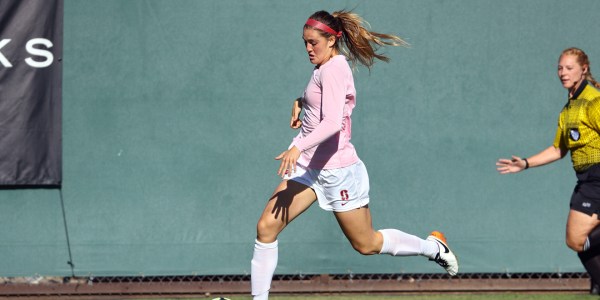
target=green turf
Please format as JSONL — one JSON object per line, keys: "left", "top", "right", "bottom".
{"left": 155, "top": 293, "right": 595, "bottom": 300}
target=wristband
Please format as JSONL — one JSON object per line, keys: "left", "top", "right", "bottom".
{"left": 523, "top": 158, "right": 529, "bottom": 170}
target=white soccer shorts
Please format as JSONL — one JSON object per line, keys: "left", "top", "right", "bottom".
{"left": 287, "top": 160, "right": 370, "bottom": 212}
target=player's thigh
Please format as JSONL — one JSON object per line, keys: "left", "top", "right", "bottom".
{"left": 257, "top": 180, "right": 317, "bottom": 240}
{"left": 566, "top": 209, "right": 600, "bottom": 251}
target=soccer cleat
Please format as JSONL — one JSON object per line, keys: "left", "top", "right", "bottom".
{"left": 426, "top": 231, "right": 459, "bottom": 276}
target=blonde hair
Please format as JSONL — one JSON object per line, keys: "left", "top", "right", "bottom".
{"left": 305, "top": 10, "right": 408, "bottom": 70}
{"left": 561, "top": 47, "right": 600, "bottom": 89}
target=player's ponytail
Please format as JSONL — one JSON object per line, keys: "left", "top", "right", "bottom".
{"left": 305, "top": 10, "right": 407, "bottom": 70}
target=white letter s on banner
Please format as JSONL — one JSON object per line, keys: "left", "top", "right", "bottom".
{"left": 25, "top": 38, "right": 54, "bottom": 68}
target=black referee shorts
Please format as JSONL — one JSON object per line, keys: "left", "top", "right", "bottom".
{"left": 571, "top": 164, "right": 600, "bottom": 219}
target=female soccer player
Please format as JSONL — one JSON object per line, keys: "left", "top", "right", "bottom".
{"left": 497, "top": 47, "right": 600, "bottom": 294}
{"left": 251, "top": 10, "right": 459, "bottom": 299}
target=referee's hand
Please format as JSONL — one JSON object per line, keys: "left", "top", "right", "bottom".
{"left": 496, "top": 156, "right": 526, "bottom": 174}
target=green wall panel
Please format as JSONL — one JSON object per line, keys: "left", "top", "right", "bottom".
{"left": 2, "top": 0, "right": 599, "bottom": 276}
{"left": 0, "top": 190, "right": 70, "bottom": 276}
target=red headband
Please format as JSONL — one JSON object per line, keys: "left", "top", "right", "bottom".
{"left": 305, "top": 18, "right": 342, "bottom": 38}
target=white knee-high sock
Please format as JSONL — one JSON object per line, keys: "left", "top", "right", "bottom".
{"left": 378, "top": 229, "right": 438, "bottom": 259}
{"left": 251, "top": 239, "right": 278, "bottom": 300}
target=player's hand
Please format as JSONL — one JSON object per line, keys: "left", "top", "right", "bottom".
{"left": 496, "top": 155, "right": 527, "bottom": 174}
{"left": 275, "top": 146, "right": 301, "bottom": 178}
{"left": 290, "top": 98, "right": 302, "bottom": 129}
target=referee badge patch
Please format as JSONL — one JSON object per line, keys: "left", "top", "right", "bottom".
{"left": 570, "top": 129, "right": 580, "bottom": 141}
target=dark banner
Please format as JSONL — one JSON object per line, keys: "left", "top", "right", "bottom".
{"left": 0, "top": 0, "right": 62, "bottom": 186}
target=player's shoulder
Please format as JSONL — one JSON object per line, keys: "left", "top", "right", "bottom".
{"left": 582, "top": 84, "right": 600, "bottom": 102}
{"left": 321, "top": 55, "right": 350, "bottom": 70}
{"left": 584, "top": 89, "right": 600, "bottom": 115}
{"left": 319, "top": 56, "right": 351, "bottom": 80}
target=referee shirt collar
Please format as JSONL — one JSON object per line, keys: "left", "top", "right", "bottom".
{"left": 570, "top": 79, "right": 588, "bottom": 100}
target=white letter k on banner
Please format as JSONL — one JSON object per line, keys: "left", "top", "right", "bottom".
{"left": 0, "top": 39, "right": 12, "bottom": 67}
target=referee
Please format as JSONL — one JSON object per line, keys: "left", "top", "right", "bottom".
{"left": 497, "top": 47, "right": 600, "bottom": 295}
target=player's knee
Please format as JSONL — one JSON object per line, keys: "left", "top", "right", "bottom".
{"left": 566, "top": 236, "right": 585, "bottom": 252}
{"left": 256, "top": 217, "right": 280, "bottom": 243}
{"left": 255, "top": 218, "right": 273, "bottom": 236}
{"left": 350, "top": 241, "right": 378, "bottom": 255}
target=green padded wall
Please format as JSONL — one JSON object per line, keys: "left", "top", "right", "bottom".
{"left": 2, "top": 0, "right": 600, "bottom": 277}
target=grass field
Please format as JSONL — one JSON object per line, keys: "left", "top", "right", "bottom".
{"left": 153, "top": 293, "right": 595, "bottom": 300}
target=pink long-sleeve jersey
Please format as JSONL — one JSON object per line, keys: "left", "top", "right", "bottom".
{"left": 291, "top": 55, "right": 359, "bottom": 169}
